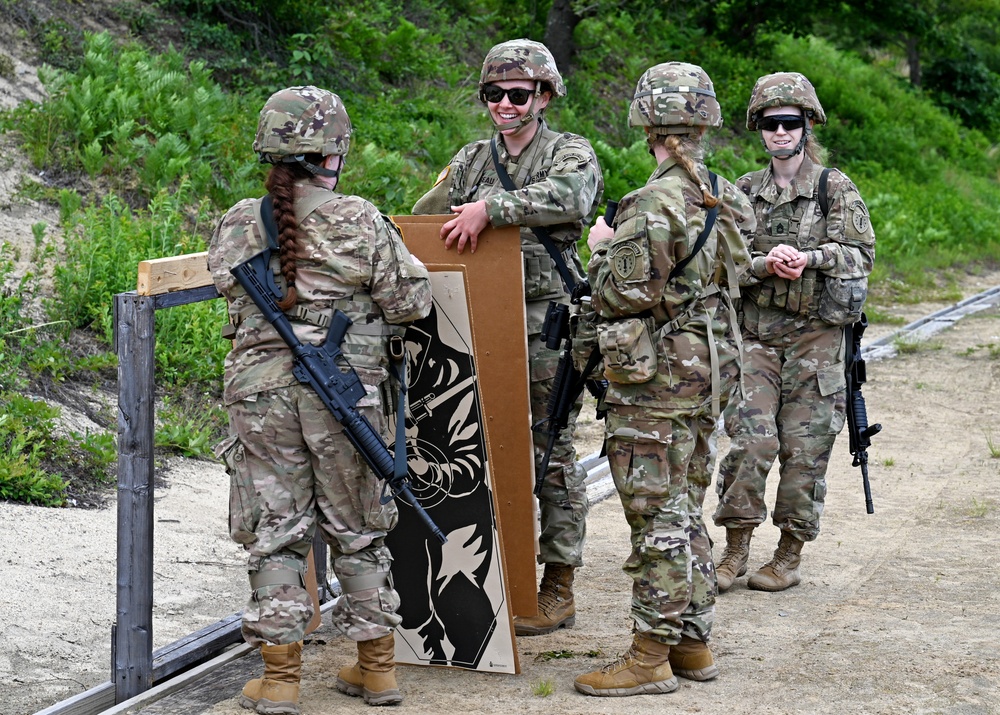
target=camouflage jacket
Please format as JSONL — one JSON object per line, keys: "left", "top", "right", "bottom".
{"left": 588, "top": 159, "right": 754, "bottom": 410}
{"left": 738, "top": 155, "right": 876, "bottom": 340}
{"left": 412, "top": 119, "right": 604, "bottom": 309}
{"left": 208, "top": 179, "right": 432, "bottom": 406}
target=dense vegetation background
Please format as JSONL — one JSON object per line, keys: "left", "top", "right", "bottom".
{"left": 2, "top": 0, "right": 1000, "bottom": 504}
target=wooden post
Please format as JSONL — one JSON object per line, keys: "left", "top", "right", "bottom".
{"left": 114, "top": 292, "right": 157, "bottom": 702}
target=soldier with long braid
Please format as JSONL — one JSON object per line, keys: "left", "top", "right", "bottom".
{"left": 208, "top": 86, "right": 432, "bottom": 713}
{"left": 575, "top": 63, "right": 752, "bottom": 697}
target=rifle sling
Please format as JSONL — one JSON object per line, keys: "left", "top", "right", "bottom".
{"left": 490, "top": 138, "right": 578, "bottom": 294}
{"left": 668, "top": 172, "right": 719, "bottom": 281}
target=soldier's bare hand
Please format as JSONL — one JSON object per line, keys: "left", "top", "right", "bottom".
{"left": 765, "top": 245, "right": 806, "bottom": 279}
{"left": 441, "top": 201, "right": 489, "bottom": 254}
{"left": 588, "top": 216, "right": 614, "bottom": 251}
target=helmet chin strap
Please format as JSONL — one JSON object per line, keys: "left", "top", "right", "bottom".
{"left": 287, "top": 154, "right": 340, "bottom": 179}
{"left": 491, "top": 82, "right": 542, "bottom": 133}
{"left": 760, "top": 112, "right": 810, "bottom": 159}
{"left": 764, "top": 131, "right": 808, "bottom": 159}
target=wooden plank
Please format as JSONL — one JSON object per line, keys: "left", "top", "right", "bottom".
{"left": 137, "top": 252, "right": 212, "bottom": 295}
{"left": 37, "top": 599, "right": 338, "bottom": 715}
{"left": 114, "top": 293, "right": 157, "bottom": 701}
{"left": 393, "top": 217, "right": 538, "bottom": 618}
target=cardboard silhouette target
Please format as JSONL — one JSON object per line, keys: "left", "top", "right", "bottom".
{"left": 385, "top": 217, "right": 535, "bottom": 674}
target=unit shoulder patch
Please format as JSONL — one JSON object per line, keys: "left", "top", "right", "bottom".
{"left": 610, "top": 241, "right": 644, "bottom": 280}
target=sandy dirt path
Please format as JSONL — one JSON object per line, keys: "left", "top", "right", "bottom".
{"left": 3, "top": 293, "right": 999, "bottom": 715}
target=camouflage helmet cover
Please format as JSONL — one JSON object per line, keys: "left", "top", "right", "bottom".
{"left": 746, "top": 72, "right": 827, "bottom": 130}
{"left": 628, "top": 62, "right": 723, "bottom": 131}
{"left": 253, "top": 85, "right": 352, "bottom": 160}
{"left": 479, "top": 39, "right": 566, "bottom": 98}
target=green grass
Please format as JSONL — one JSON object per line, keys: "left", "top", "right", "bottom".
{"left": 2, "top": 5, "right": 1000, "bottom": 505}
{"left": 531, "top": 679, "right": 555, "bottom": 697}
{"left": 986, "top": 431, "right": 1000, "bottom": 459}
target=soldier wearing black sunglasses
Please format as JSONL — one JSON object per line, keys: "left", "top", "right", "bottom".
{"left": 713, "top": 72, "right": 876, "bottom": 595}
{"left": 412, "top": 39, "right": 604, "bottom": 641}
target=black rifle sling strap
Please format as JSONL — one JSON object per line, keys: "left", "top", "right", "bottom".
{"left": 818, "top": 167, "right": 832, "bottom": 218}
{"left": 667, "top": 171, "right": 719, "bottom": 281}
{"left": 256, "top": 194, "right": 280, "bottom": 250}
{"left": 490, "top": 137, "right": 578, "bottom": 294}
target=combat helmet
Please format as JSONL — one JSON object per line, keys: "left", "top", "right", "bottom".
{"left": 479, "top": 39, "right": 564, "bottom": 132}
{"left": 746, "top": 72, "right": 826, "bottom": 130}
{"left": 628, "top": 62, "right": 723, "bottom": 134}
{"left": 253, "top": 85, "right": 352, "bottom": 178}
{"left": 746, "top": 72, "right": 825, "bottom": 159}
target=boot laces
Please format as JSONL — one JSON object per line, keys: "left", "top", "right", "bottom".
{"left": 601, "top": 647, "right": 639, "bottom": 674}
{"left": 536, "top": 587, "right": 564, "bottom": 615}
{"left": 770, "top": 542, "right": 796, "bottom": 570}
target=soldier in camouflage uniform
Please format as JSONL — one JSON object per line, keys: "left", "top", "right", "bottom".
{"left": 574, "top": 63, "right": 753, "bottom": 697}
{"left": 207, "top": 86, "right": 432, "bottom": 713}
{"left": 713, "top": 72, "right": 876, "bottom": 593}
{"left": 412, "top": 39, "right": 604, "bottom": 636}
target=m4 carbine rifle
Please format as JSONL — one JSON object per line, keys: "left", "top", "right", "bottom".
{"left": 231, "top": 248, "right": 446, "bottom": 543}
{"left": 531, "top": 201, "right": 617, "bottom": 496}
{"left": 845, "top": 312, "right": 881, "bottom": 515}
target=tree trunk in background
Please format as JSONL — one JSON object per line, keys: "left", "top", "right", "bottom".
{"left": 906, "top": 34, "right": 922, "bottom": 87}
{"left": 544, "top": 0, "right": 579, "bottom": 72}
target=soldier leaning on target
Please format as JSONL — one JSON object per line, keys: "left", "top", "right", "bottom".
{"left": 412, "top": 38, "right": 605, "bottom": 638}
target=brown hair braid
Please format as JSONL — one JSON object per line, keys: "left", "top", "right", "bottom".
{"left": 654, "top": 131, "right": 720, "bottom": 209}
{"left": 264, "top": 162, "right": 306, "bottom": 310}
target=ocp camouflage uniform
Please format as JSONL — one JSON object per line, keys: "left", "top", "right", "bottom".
{"left": 208, "top": 182, "right": 432, "bottom": 647}
{"left": 588, "top": 159, "right": 753, "bottom": 643}
{"left": 412, "top": 121, "right": 604, "bottom": 567}
{"left": 713, "top": 155, "right": 875, "bottom": 540}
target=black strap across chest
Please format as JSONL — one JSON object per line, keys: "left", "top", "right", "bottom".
{"left": 668, "top": 171, "right": 719, "bottom": 281}
{"left": 490, "top": 138, "right": 578, "bottom": 294}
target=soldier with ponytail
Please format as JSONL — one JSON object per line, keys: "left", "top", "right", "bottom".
{"left": 207, "top": 86, "right": 432, "bottom": 713}
{"left": 575, "top": 62, "right": 753, "bottom": 697}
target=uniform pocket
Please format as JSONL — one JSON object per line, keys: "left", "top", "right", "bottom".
{"left": 816, "top": 362, "right": 846, "bottom": 397}
{"left": 219, "top": 435, "right": 259, "bottom": 545}
{"left": 818, "top": 276, "right": 868, "bottom": 326}
{"left": 597, "top": 317, "right": 657, "bottom": 384}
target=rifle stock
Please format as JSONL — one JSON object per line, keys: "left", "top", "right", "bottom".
{"left": 231, "top": 250, "right": 447, "bottom": 543}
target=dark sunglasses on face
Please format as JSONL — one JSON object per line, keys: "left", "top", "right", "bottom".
{"left": 758, "top": 115, "right": 806, "bottom": 132}
{"left": 481, "top": 84, "right": 534, "bottom": 106}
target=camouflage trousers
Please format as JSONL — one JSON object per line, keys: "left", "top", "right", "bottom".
{"left": 605, "top": 405, "right": 718, "bottom": 644}
{"left": 529, "top": 308, "right": 588, "bottom": 568}
{"left": 714, "top": 323, "right": 847, "bottom": 541}
{"left": 220, "top": 384, "right": 402, "bottom": 647}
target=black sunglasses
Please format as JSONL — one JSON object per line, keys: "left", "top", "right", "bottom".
{"left": 481, "top": 84, "right": 534, "bottom": 106}
{"left": 758, "top": 115, "right": 806, "bottom": 132}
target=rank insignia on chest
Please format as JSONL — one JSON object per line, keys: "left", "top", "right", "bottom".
{"left": 610, "top": 241, "right": 643, "bottom": 280}
{"left": 774, "top": 221, "right": 787, "bottom": 235}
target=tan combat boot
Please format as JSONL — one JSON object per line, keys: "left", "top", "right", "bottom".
{"left": 240, "top": 641, "right": 302, "bottom": 715}
{"left": 574, "top": 633, "right": 678, "bottom": 697}
{"left": 668, "top": 636, "right": 719, "bottom": 681}
{"left": 336, "top": 633, "right": 402, "bottom": 706}
{"left": 716, "top": 527, "right": 754, "bottom": 592}
{"left": 748, "top": 531, "right": 804, "bottom": 592}
{"left": 513, "top": 563, "right": 576, "bottom": 636}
